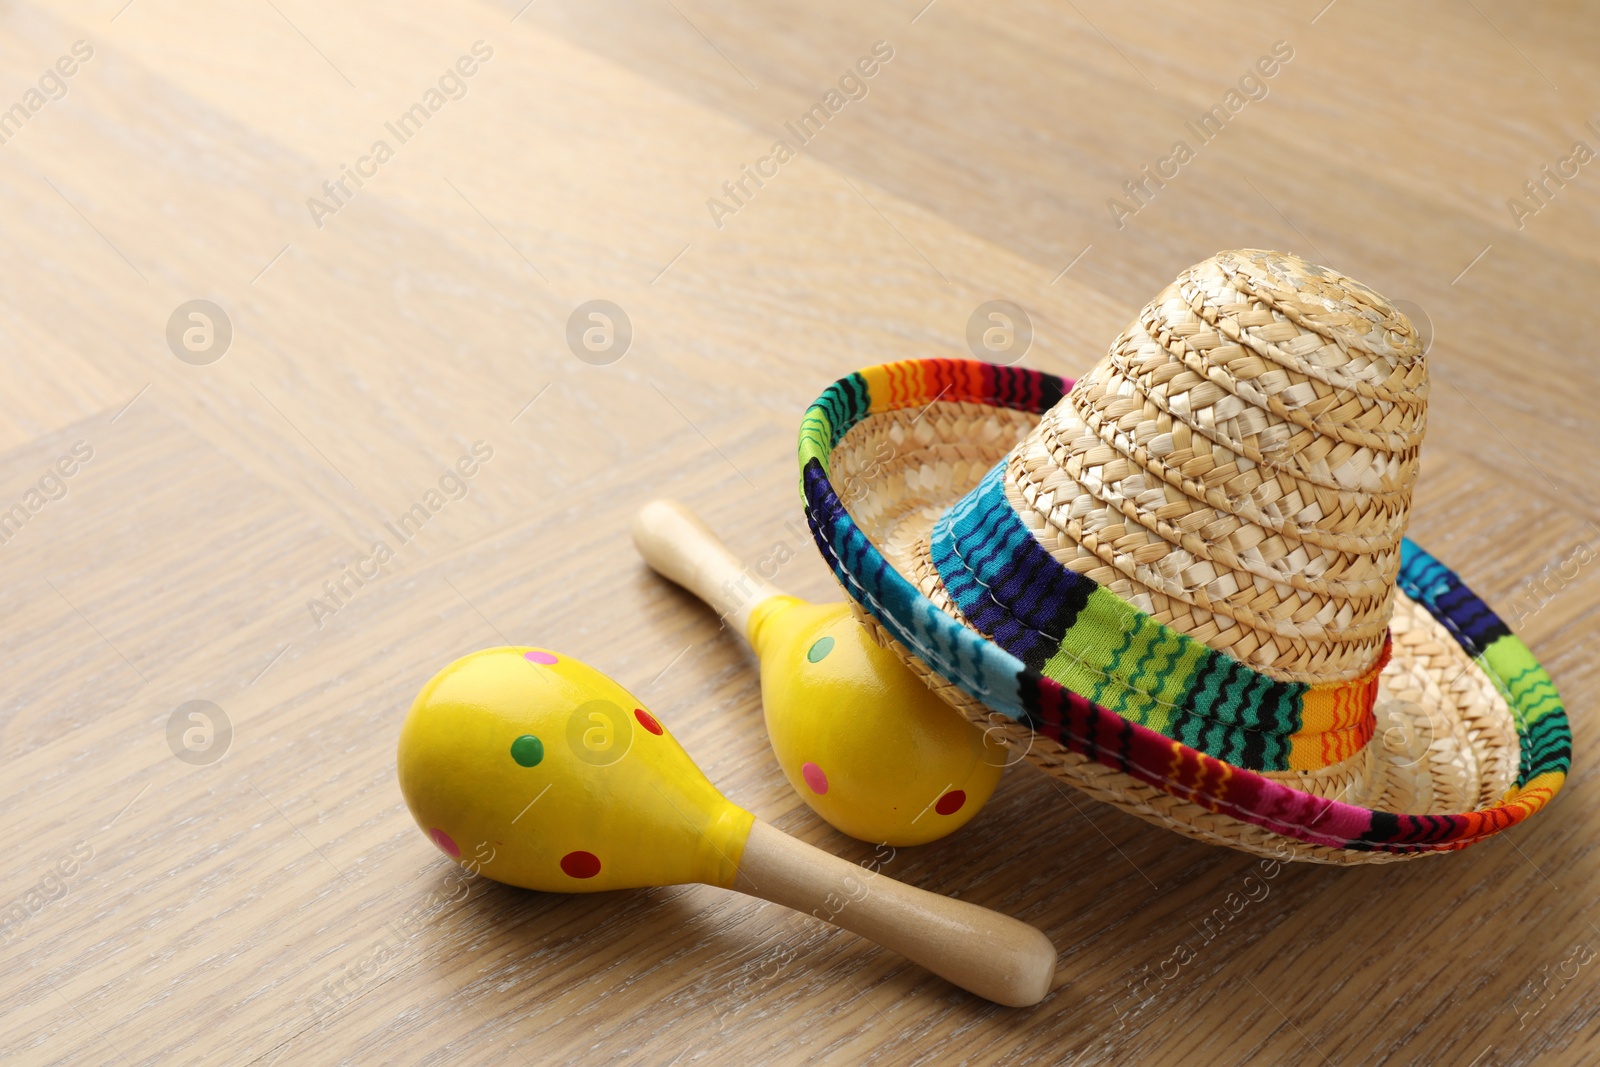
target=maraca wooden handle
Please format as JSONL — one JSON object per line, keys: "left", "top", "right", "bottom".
{"left": 632, "top": 499, "right": 784, "bottom": 638}
{"left": 734, "top": 821, "right": 1056, "bottom": 1007}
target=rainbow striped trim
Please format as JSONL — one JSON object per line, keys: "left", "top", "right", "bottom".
{"left": 798, "top": 359, "right": 1065, "bottom": 474}
{"left": 798, "top": 359, "right": 1570, "bottom": 853}
{"left": 931, "top": 461, "right": 1383, "bottom": 772}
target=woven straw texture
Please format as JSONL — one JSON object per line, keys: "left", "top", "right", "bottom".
{"left": 1019, "top": 250, "right": 1427, "bottom": 684}
{"left": 795, "top": 254, "right": 1569, "bottom": 862}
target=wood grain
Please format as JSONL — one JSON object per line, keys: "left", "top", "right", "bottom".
{"left": 1, "top": 0, "right": 1596, "bottom": 1063}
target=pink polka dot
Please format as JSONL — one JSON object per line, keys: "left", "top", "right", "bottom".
{"left": 524, "top": 650, "right": 558, "bottom": 665}
{"left": 561, "top": 851, "right": 602, "bottom": 878}
{"left": 634, "top": 708, "right": 663, "bottom": 735}
{"left": 801, "top": 762, "right": 828, "bottom": 795}
{"left": 428, "top": 828, "right": 460, "bottom": 857}
{"left": 935, "top": 790, "right": 966, "bottom": 816}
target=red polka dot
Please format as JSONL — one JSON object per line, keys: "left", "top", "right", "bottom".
{"left": 801, "top": 762, "right": 829, "bottom": 795}
{"left": 428, "top": 828, "right": 460, "bottom": 857}
{"left": 935, "top": 790, "right": 966, "bottom": 816}
{"left": 524, "top": 650, "right": 558, "bottom": 665}
{"left": 560, "top": 851, "right": 602, "bottom": 878}
{"left": 634, "top": 708, "right": 663, "bottom": 735}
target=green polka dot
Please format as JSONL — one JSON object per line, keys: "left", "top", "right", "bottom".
{"left": 510, "top": 735, "right": 544, "bottom": 767}
{"left": 807, "top": 636, "right": 835, "bottom": 663}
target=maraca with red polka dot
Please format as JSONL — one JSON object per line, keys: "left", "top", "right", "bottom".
{"left": 395, "top": 645, "right": 1056, "bottom": 1006}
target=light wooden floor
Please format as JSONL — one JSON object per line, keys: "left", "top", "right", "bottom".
{"left": 2, "top": 1, "right": 1597, "bottom": 1064}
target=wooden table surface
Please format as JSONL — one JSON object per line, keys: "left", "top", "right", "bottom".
{"left": 3, "top": 1, "right": 1597, "bottom": 1064}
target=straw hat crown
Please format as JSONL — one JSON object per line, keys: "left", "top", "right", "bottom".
{"left": 1010, "top": 249, "right": 1428, "bottom": 685}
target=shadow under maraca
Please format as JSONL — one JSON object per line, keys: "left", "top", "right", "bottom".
{"left": 461, "top": 874, "right": 695, "bottom": 943}
{"left": 438, "top": 877, "right": 889, "bottom": 1045}
{"left": 405, "top": 761, "right": 1399, "bottom": 1055}
{"left": 435, "top": 854, "right": 1063, "bottom": 1046}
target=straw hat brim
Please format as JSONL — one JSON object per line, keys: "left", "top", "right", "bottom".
{"left": 799, "top": 359, "right": 1570, "bottom": 863}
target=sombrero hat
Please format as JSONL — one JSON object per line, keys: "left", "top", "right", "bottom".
{"left": 798, "top": 249, "right": 1570, "bottom": 863}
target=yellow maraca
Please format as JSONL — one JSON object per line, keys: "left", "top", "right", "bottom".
{"left": 396, "top": 646, "right": 1055, "bottom": 1005}
{"left": 631, "top": 500, "right": 1006, "bottom": 846}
